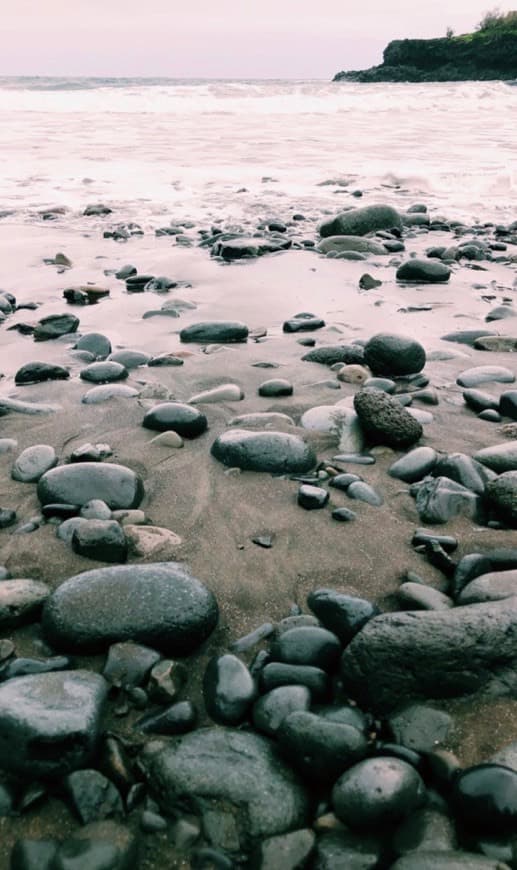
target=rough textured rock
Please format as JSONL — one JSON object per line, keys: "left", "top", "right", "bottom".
{"left": 396, "top": 259, "right": 451, "bottom": 283}
{"left": 211, "top": 429, "right": 316, "bottom": 473}
{"left": 364, "top": 333, "right": 426, "bottom": 376}
{"left": 319, "top": 205, "right": 402, "bottom": 238}
{"left": 37, "top": 462, "right": 144, "bottom": 510}
{"left": 486, "top": 471, "right": 517, "bottom": 527}
{"left": 42, "top": 562, "right": 218, "bottom": 654}
{"left": 15, "top": 362, "right": 70, "bottom": 385}
{"left": 0, "top": 579, "right": 50, "bottom": 628}
{"left": 354, "top": 388, "right": 423, "bottom": 448}
{"left": 302, "top": 345, "right": 365, "bottom": 366}
{"left": 33, "top": 313, "right": 79, "bottom": 341}
{"left": 340, "top": 598, "right": 517, "bottom": 712}
{"left": 140, "top": 729, "right": 309, "bottom": 849}
{"left": 180, "top": 321, "right": 249, "bottom": 343}
{"left": 0, "top": 670, "right": 107, "bottom": 777}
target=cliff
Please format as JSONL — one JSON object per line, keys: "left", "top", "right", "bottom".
{"left": 334, "top": 19, "right": 517, "bottom": 83}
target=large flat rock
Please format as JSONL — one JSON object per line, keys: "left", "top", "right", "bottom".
{"left": 140, "top": 728, "right": 309, "bottom": 850}
{"left": 211, "top": 429, "right": 316, "bottom": 473}
{"left": 341, "top": 597, "right": 517, "bottom": 712}
{"left": 42, "top": 562, "right": 218, "bottom": 654}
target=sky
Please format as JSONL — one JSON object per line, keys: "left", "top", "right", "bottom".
{"left": 1, "top": 0, "right": 515, "bottom": 78}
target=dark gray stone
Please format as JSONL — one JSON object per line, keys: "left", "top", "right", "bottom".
{"left": 270, "top": 626, "right": 341, "bottom": 670}
{"left": 142, "top": 402, "right": 207, "bottom": 438}
{"left": 432, "top": 453, "right": 495, "bottom": 495}
{"left": 140, "top": 729, "right": 310, "bottom": 848}
{"left": 260, "top": 663, "right": 330, "bottom": 701}
{"left": 75, "top": 333, "right": 112, "bottom": 359}
{"left": 33, "top": 314, "right": 79, "bottom": 341}
{"left": 389, "top": 447, "right": 438, "bottom": 483}
{"left": 314, "top": 830, "right": 382, "bottom": 869}
{"left": 500, "top": 391, "right": 517, "bottom": 420}
{"left": 102, "top": 641, "right": 161, "bottom": 688}
{"left": 136, "top": 700, "right": 197, "bottom": 736}
{"left": 390, "top": 852, "right": 504, "bottom": 869}
{"left": 283, "top": 318, "right": 325, "bottom": 333}
{"left": 42, "top": 562, "right": 218, "bottom": 654}
{"left": 452, "top": 763, "right": 517, "bottom": 835}
{"left": 180, "top": 321, "right": 248, "bottom": 343}
{"left": 302, "top": 345, "right": 365, "bottom": 366}
{"left": 475, "top": 442, "right": 517, "bottom": 473}
{"left": 72, "top": 520, "right": 128, "bottom": 563}
{"left": 297, "top": 484, "right": 329, "bottom": 509}
{"left": 37, "top": 463, "right": 144, "bottom": 510}
{"left": 396, "top": 259, "right": 451, "bottom": 283}
{"left": 364, "top": 333, "right": 426, "bottom": 376}
{"left": 387, "top": 703, "right": 453, "bottom": 752}
{"left": 252, "top": 685, "right": 311, "bottom": 737}
{"left": 354, "top": 388, "right": 423, "bottom": 449}
{"left": 212, "top": 429, "right": 316, "bottom": 473}
{"left": 0, "top": 670, "right": 107, "bottom": 777}
{"left": 108, "top": 350, "right": 150, "bottom": 369}
{"left": 341, "top": 598, "right": 517, "bottom": 712}
{"left": 15, "top": 362, "right": 70, "bottom": 385}
{"left": 412, "top": 476, "right": 485, "bottom": 524}
{"left": 347, "top": 480, "right": 384, "bottom": 506}
{"left": 80, "top": 362, "right": 128, "bottom": 383}
{"left": 52, "top": 821, "right": 137, "bottom": 870}
{"left": 278, "top": 711, "right": 368, "bottom": 783}
{"left": 212, "top": 237, "right": 291, "bottom": 260}
{"left": 307, "top": 589, "right": 379, "bottom": 644}
{"left": 203, "top": 654, "right": 256, "bottom": 725}
{"left": 258, "top": 378, "right": 293, "bottom": 397}
{"left": 9, "top": 839, "right": 58, "bottom": 870}
{"left": 486, "top": 471, "right": 517, "bottom": 527}
{"left": 463, "top": 389, "right": 500, "bottom": 414}
{"left": 254, "top": 829, "right": 315, "bottom": 870}
{"left": 62, "top": 769, "right": 123, "bottom": 824}
{"left": 332, "top": 757, "right": 426, "bottom": 829}
{"left": 319, "top": 204, "right": 402, "bottom": 238}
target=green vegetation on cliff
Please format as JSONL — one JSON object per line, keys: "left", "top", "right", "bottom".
{"left": 334, "top": 10, "right": 517, "bottom": 82}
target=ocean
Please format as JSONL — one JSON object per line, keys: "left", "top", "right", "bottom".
{"left": 0, "top": 76, "right": 516, "bottom": 228}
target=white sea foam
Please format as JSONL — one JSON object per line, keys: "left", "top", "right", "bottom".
{"left": 0, "top": 78, "right": 515, "bottom": 225}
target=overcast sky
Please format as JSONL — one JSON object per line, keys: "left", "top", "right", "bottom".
{"left": 1, "top": 0, "right": 515, "bottom": 78}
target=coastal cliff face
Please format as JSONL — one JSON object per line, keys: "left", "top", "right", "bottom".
{"left": 334, "top": 27, "right": 517, "bottom": 82}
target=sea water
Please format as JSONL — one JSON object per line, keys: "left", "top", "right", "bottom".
{"left": 0, "top": 77, "right": 515, "bottom": 227}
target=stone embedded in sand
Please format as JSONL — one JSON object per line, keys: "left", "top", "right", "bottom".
{"left": 33, "top": 313, "right": 80, "bottom": 341}
{"left": 180, "top": 320, "right": 249, "bottom": 343}
{"left": 486, "top": 471, "right": 517, "bottom": 527}
{"left": 412, "top": 476, "right": 484, "bottom": 524}
{"left": 82, "top": 384, "right": 139, "bottom": 404}
{"left": 364, "top": 333, "right": 426, "bottom": 376}
{"left": 15, "top": 362, "right": 70, "bottom": 386}
{"left": 12, "top": 444, "right": 57, "bottom": 482}
{"left": 347, "top": 480, "right": 384, "bottom": 506}
{"left": 258, "top": 378, "right": 293, "bottom": 397}
{"left": 211, "top": 429, "right": 316, "bottom": 473}
{"left": 80, "top": 361, "right": 128, "bottom": 383}
{"left": 140, "top": 729, "right": 309, "bottom": 849}
{"left": 142, "top": 402, "right": 208, "bottom": 438}
{"left": 458, "top": 569, "right": 517, "bottom": 605}
{"left": 108, "top": 350, "right": 150, "bottom": 369}
{"left": 189, "top": 384, "right": 244, "bottom": 404}
{"left": 341, "top": 598, "right": 517, "bottom": 712}
{"left": 212, "top": 237, "right": 292, "bottom": 260}
{"left": 228, "top": 411, "right": 296, "bottom": 430}
{"left": 457, "top": 366, "right": 515, "bottom": 389}
{"left": 475, "top": 442, "right": 517, "bottom": 473}
{"left": 297, "top": 484, "right": 329, "bottom": 510}
{"left": 463, "top": 389, "right": 500, "bottom": 414}
{"left": 74, "top": 332, "right": 112, "bottom": 359}
{"left": 500, "top": 391, "right": 517, "bottom": 421}
{"left": 283, "top": 317, "right": 325, "bottom": 333}
{"left": 0, "top": 579, "right": 50, "bottom": 628}
{"left": 317, "top": 235, "right": 388, "bottom": 255}
{"left": 396, "top": 259, "right": 451, "bottom": 283}
{"left": 432, "top": 453, "right": 495, "bottom": 496}
{"left": 442, "top": 329, "right": 495, "bottom": 346}
{"left": 475, "top": 335, "right": 517, "bottom": 352}
{"left": 302, "top": 345, "right": 365, "bottom": 366}
{"left": 354, "top": 388, "right": 423, "bottom": 449}
{"left": 84, "top": 203, "right": 112, "bottom": 216}
{"left": 42, "top": 562, "right": 218, "bottom": 654}
{"left": 71, "top": 520, "right": 128, "bottom": 563}
{"left": 0, "top": 670, "right": 107, "bottom": 777}
{"left": 319, "top": 205, "right": 402, "bottom": 238}
{"left": 37, "top": 462, "right": 144, "bottom": 510}
{"left": 307, "top": 590, "right": 379, "bottom": 645}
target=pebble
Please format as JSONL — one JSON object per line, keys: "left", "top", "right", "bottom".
{"left": 143, "top": 402, "right": 208, "bottom": 438}
{"left": 124, "top": 524, "right": 182, "bottom": 557}
{"left": 180, "top": 320, "right": 249, "bottom": 343}
{"left": 297, "top": 484, "right": 329, "bottom": 509}
{"left": 15, "top": 362, "right": 70, "bottom": 385}
{"left": 12, "top": 444, "right": 57, "bottom": 482}
{"left": 331, "top": 506, "right": 357, "bottom": 521}
{"left": 412, "top": 476, "right": 484, "bottom": 524}
{"left": 258, "top": 378, "right": 293, "bottom": 397}
{"left": 270, "top": 626, "right": 341, "bottom": 670}
{"left": 33, "top": 313, "right": 79, "bottom": 341}
{"left": 475, "top": 441, "right": 517, "bottom": 473}
{"left": 389, "top": 446, "right": 438, "bottom": 483}
{"left": 203, "top": 653, "right": 256, "bottom": 725}
{"left": 62, "top": 769, "right": 123, "bottom": 824}
{"left": 252, "top": 685, "right": 311, "bottom": 736}
{"left": 398, "top": 582, "right": 454, "bottom": 610}
{"left": 486, "top": 471, "right": 517, "bottom": 527}
{"left": 364, "top": 333, "right": 426, "bottom": 376}
{"left": 82, "top": 384, "right": 139, "bottom": 403}
{"left": 137, "top": 700, "right": 198, "bottom": 736}
{"left": 333, "top": 757, "right": 426, "bottom": 828}
{"left": 452, "top": 764, "right": 517, "bottom": 834}
{"left": 354, "top": 388, "right": 423, "bottom": 448}
{"left": 189, "top": 384, "right": 244, "bottom": 403}
{"left": 347, "top": 480, "right": 383, "bottom": 506}
{"left": 0, "top": 579, "right": 50, "bottom": 628}
{"left": 74, "top": 332, "right": 112, "bottom": 358}
{"left": 80, "top": 361, "right": 128, "bottom": 383}
{"left": 71, "top": 519, "right": 128, "bottom": 563}
{"left": 38, "top": 462, "right": 144, "bottom": 510}
{"left": 278, "top": 711, "right": 368, "bottom": 784}
{"left": 396, "top": 259, "right": 451, "bottom": 283}
{"left": 500, "top": 390, "right": 517, "bottom": 420}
